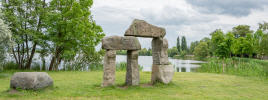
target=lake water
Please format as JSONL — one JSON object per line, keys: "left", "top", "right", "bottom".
{"left": 6, "top": 54, "right": 204, "bottom": 72}
{"left": 116, "top": 55, "right": 205, "bottom": 72}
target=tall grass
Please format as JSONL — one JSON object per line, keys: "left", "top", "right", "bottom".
{"left": 116, "top": 62, "right": 143, "bottom": 71}
{"left": 198, "top": 57, "right": 268, "bottom": 79}
{"left": 89, "top": 62, "right": 143, "bottom": 71}
{"left": 1, "top": 61, "right": 18, "bottom": 70}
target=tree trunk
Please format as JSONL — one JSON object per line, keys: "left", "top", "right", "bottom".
{"left": 17, "top": 44, "right": 22, "bottom": 69}
{"left": 41, "top": 56, "right": 46, "bottom": 70}
{"left": 55, "top": 56, "right": 62, "bottom": 71}
{"left": 49, "top": 47, "right": 61, "bottom": 71}
{"left": 12, "top": 47, "right": 19, "bottom": 65}
{"left": 25, "top": 43, "right": 37, "bottom": 69}
{"left": 49, "top": 56, "right": 56, "bottom": 71}
{"left": 222, "top": 59, "right": 225, "bottom": 73}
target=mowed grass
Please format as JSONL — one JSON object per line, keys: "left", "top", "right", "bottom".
{"left": 0, "top": 71, "right": 268, "bottom": 100}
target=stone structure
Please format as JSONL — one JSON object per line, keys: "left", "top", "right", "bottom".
{"left": 125, "top": 19, "right": 166, "bottom": 38}
{"left": 102, "top": 36, "right": 141, "bottom": 87}
{"left": 152, "top": 38, "right": 169, "bottom": 65}
{"left": 102, "top": 50, "right": 116, "bottom": 87}
{"left": 151, "top": 64, "right": 174, "bottom": 84}
{"left": 151, "top": 38, "right": 174, "bottom": 84}
{"left": 102, "top": 36, "right": 141, "bottom": 50}
{"left": 10, "top": 72, "right": 53, "bottom": 90}
{"left": 101, "top": 19, "right": 174, "bottom": 87}
{"left": 125, "top": 50, "right": 139, "bottom": 85}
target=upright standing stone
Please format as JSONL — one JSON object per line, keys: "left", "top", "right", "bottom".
{"left": 151, "top": 37, "right": 174, "bottom": 84}
{"left": 125, "top": 50, "right": 139, "bottom": 85}
{"left": 152, "top": 38, "right": 169, "bottom": 65}
{"left": 151, "top": 64, "right": 174, "bottom": 84}
{"left": 102, "top": 50, "right": 116, "bottom": 87}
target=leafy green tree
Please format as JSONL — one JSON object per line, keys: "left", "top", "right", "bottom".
{"left": 253, "top": 29, "right": 264, "bottom": 55}
{"left": 177, "top": 36, "right": 181, "bottom": 53}
{"left": 258, "top": 22, "right": 268, "bottom": 32}
{"left": 189, "top": 41, "right": 199, "bottom": 55}
{"left": 193, "top": 42, "right": 208, "bottom": 59}
{"left": 116, "top": 50, "right": 127, "bottom": 55}
{"left": 232, "top": 25, "right": 253, "bottom": 38}
{"left": 200, "top": 37, "right": 212, "bottom": 56}
{"left": 181, "top": 36, "right": 187, "bottom": 52}
{"left": 259, "top": 34, "right": 268, "bottom": 59}
{"left": 1, "top": 0, "right": 47, "bottom": 69}
{"left": 211, "top": 29, "right": 226, "bottom": 58}
{"left": 139, "top": 48, "right": 152, "bottom": 56}
{"left": 224, "top": 32, "right": 235, "bottom": 57}
{"left": 231, "top": 34, "right": 254, "bottom": 57}
{"left": 0, "top": 10, "right": 12, "bottom": 69}
{"left": 244, "top": 33, "right": 254, "bottom": 57}
{"left": 47, "top": 0, "right": 105, "bottom": 70}
{"left": 168, "top": 46, "right": 178, "bottom": 57}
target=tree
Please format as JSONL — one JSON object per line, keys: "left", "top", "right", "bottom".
{"left": 181, "top": 36, "right": 187, "bottom": 52}
{"left": 224, "top": 32, "right": 235, "bottom": 57}
{"left": 177, "top": 36, "right": 181, "bottom": 53}
{"left": 211, "top": 29, "right": 226, "bottom": 58}
{"left": 232, "top": 25, "right": 253, "bottom": 38}
{"left": 168, "top": 46, "right": 178, "bottom": 57}
{"left": 193, "top": 42, "right": 208, "bottom": 59}
{"left": 258, "top": 22, "right": 268, "bottom": 32}
{"left": 259, "top": 34, "right": 268, "bottom": 59}
{"left": 189, "top": 41, "right": 199, "bottom": 55}
{"left": 1, "top": 0, "right": 47, "bottom": 69}
{"left": 200, "top": 37, "right": 212, "bottom": 56}
{"left": 231, "top": 34, "right": 254, "bottom": 57}
{"left": 0, "top": 10, "right": 12, "bottom": 68}
{"left": 47, "top": 0, "right": 105, "bottom": 70}
{"left": 254, "top": 28, "right": 265, "bottom": 58}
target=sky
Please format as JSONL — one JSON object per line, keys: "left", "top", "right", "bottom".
{"left": 91, "top": 0, "right": 268, "bottom": 49}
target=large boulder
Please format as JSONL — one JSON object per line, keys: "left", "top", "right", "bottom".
{"left": 151, "top": 64, "right": 174, "bottom": 84}
{"left": 10, "top": 72, "right": 53, "bottom": 90}
{"left": 102, "top": 36, "right": 141, "bottom": 50}
{"left": 124, "top": 19, "right": 166, "bottom": 38}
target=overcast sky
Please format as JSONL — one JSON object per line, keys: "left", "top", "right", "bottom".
{"left": 91, "top": 0, "right": 268, "bottom": 48}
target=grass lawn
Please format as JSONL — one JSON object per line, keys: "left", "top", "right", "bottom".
{"left": 0, "top": 71, "right": 268, "bottom": 100}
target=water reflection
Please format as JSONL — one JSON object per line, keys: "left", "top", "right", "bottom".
{"left": 116, "top": 55, "right": 205, "bottom": 72}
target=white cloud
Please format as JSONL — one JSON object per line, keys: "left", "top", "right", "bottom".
{"left": 92, "top": 0, "right": 268, "bottom": 48}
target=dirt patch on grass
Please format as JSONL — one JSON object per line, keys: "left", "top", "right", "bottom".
{"left": 7, "top": 89, "right": 23, "bottom": 95}
{"left": 141, "top": 83, "right": 153, "bottom": 88}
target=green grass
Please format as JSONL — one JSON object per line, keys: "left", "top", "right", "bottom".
{"left": 198, "top": 57, "right": 268, "bottom": 79}
{"left": 0, "top": 71, "right": 268, "bottom": 100}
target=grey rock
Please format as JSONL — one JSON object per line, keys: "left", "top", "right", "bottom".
{"left": 10, "top": 72, "right": 53, "bottom": 90}
{"left": 151, "top": 64, "right": 174, "bottom": 84}
{"left": 152, "top": 38, "right": 169, "bottom": 65}
{"left": 102, "top": 36, "right": 141, "bottom": 50}
{"left": 102, "top": 50, "right": 116, "bottom": 87}
{"left": 125, "top": 50, "right": 139, "bottom": 86}
{"left": 125, "top": 19, "right": 166, "bottom": 38}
